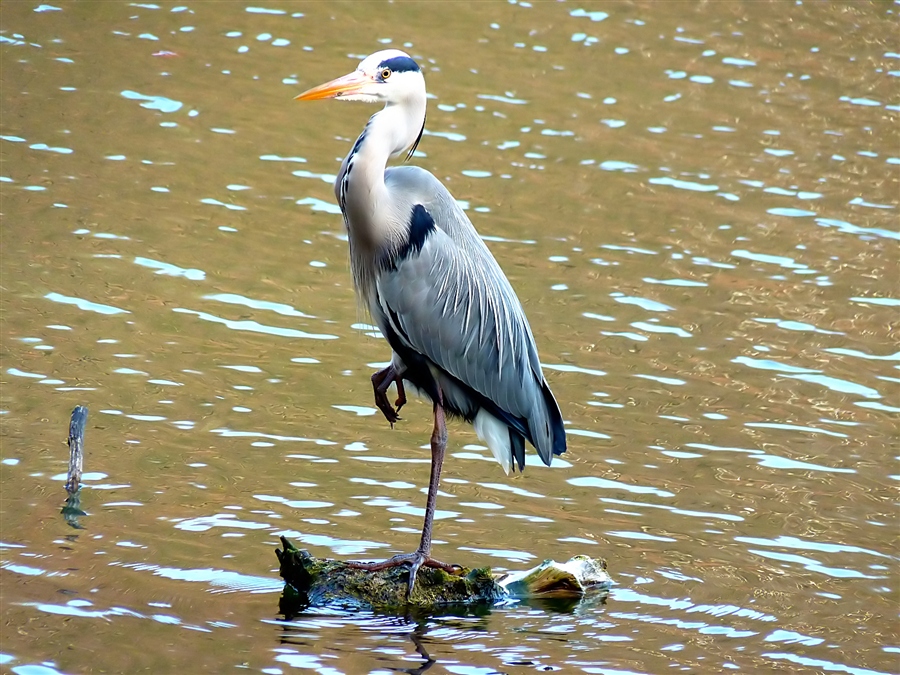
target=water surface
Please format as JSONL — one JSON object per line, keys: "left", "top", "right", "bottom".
{"left": 1, "top": 2, "right": 897, "bottom": 674}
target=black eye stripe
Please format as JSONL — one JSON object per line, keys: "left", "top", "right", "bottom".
{"left": 378, "top": 55, "right": 420, "bottom": 73}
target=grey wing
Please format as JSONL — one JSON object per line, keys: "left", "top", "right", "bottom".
{"left": 373, "top": 200, "right": 565, "bottom": 465}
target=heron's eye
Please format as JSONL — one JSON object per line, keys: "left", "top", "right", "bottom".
{"left": 381, "top": 68, "right": 392, "bottom": 80}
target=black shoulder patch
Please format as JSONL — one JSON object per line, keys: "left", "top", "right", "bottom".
{"left": 379, "top": 204, "right": 436, "bottom": 271}
{"left": 403, "top": 204, "right": 436, "bottom": 259}
{"left": 379, "top": 55, "right": 420, "bottom": 73}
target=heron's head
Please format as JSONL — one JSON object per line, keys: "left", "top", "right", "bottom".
{"left": 295, "top": 49, "right": 424, "bottom": 106}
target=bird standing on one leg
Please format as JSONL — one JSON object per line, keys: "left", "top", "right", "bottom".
{"left": 296, "top": 50, "right": 567, "bottom": 596}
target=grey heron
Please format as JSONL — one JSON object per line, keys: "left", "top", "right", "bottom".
{"left": 296, "top": 49, "right": 566, "bottom": 594}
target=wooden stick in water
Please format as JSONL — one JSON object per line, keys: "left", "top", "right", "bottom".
{"left": 65, "top": 406, "right": 88, "bottom": 494}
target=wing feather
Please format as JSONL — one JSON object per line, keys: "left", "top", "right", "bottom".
{"left": 372, "top": 176, "right": 565, "bottom": 464}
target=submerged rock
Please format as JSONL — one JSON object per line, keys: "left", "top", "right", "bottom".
{"left": 276, "top": 536, "right": 611, "bottom": 612}
{"left": 496, "top": 554, "right": 611, "bottom": 598}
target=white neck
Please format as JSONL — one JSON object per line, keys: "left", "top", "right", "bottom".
{"left": 340, "top": 99, "right": 425, "bottom": 249}
{"left": 335, "top": 84, "right": 426, "bottom": 305}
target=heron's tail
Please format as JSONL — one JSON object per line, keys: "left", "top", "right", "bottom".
{"left": 530, "top": 378, "right": 566, "bottom": 466}
{"left": 471, "top": 377, "right": 566, "bottom": 474}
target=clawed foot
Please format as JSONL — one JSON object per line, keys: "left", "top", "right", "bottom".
{"left": 372, "top": 365, "right": 407, "bottom": 426}
{"left": 348, "top": 551, "right": 462, "bottom": 597}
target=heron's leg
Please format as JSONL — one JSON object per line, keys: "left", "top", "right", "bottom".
{"left": 347, "top": 392, "right": 460, "bottom": 596}
{"left": 416, "top": 396, "right": 447, "bottom": 557}
{"left": 371, "top": 364, "right": 404, "bottom": 425}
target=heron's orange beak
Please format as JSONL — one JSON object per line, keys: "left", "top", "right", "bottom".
{"left": 295, "top": 70, "right": 373, "bottom": 101}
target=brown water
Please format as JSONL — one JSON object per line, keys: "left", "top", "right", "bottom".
{"left": 1, "top": 1, "right": 898, "bottom": 673}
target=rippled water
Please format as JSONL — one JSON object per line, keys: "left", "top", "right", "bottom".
{"left": 2, "top": 2, "right": 898, "bottom": 674}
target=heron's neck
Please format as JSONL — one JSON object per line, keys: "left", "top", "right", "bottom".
{"left": 340, "top": 101, "right": 425, "bottom": 250}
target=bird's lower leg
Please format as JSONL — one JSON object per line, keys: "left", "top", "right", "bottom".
{"left": 348, "top": 396, "right": 460, "bottom": 596}
{"left": 416, "top": 400, "right": 447, "bottom": 556}
{"left": 371, "top": 365, "right": 406, "bottom": 426}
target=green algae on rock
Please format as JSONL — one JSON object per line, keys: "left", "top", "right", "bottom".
{"left": 276, "top": 536, "right": 611, "bottom": 611}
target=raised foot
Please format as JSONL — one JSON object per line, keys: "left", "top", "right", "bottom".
{"left": 372, "top": 366, "right": 407, "bottom": 426}
{"left": 348, "top": 551, "right": 462, "bottom": 597}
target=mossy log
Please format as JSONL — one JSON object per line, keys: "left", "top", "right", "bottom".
{"left": 276, "top": 536, "right": 611, "bottom": 612}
